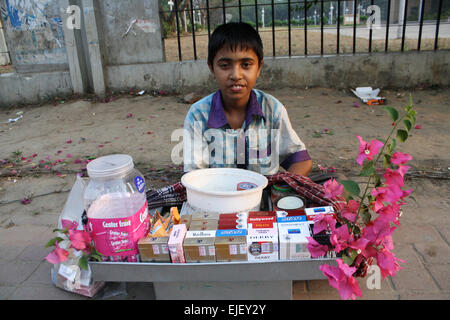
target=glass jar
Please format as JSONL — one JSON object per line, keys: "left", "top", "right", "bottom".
{"left": 83, "top": 154, "right": 149, "bottom": 262}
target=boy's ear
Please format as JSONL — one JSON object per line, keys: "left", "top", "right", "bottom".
{"left": 257, "top": 59, "right": 264, "bottom": 76}
{"left": 208, "top": 63, "right": 215, "bottom": 78}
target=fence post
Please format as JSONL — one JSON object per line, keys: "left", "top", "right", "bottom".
{"left": 81, "top": 0, "right": 106, "bottom": 98}
{"left": 59, "top": 0, "right": 86, "bottom": 95}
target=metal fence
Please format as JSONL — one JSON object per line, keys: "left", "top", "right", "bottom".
{"left": 160, "top": 0, "right": 449, "bottom": 62}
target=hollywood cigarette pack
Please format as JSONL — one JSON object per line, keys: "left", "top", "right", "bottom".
{"left": 167, "top": 224, "right": 187, "bottom": 263}
{"left": 183, "top": 230, "right": 216, "bottom": 263}
{"left": 247, "top": 211, "right": 277, "bottom": 230}
{"left": 138, "top": 236, "right": 170, "bottom": 262}
{"left": 215, "top": 229, "right": 248, "bottom": 262}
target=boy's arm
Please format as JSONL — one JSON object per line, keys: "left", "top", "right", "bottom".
{"left": 287, "top": 159, "right": 313, "bottom": 176}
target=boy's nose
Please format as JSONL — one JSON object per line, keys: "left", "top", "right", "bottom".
{"left": 229, "top": 65, "right": 242, "bottom": 80}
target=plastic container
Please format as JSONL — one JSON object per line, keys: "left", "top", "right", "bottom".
{"left": 271, "top": 183, "right": 306, "bottom": 211}
{"left": 83, "top": 154, "right": 150, "bottom": 262}
{"left": 181, "top": 168, "right": 268, "bottom": 213}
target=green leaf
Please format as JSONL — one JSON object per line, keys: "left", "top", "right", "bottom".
{"left": 383, "top": 106, "right": 399, "bottom": 122}
{"left": 342, "top": 254, "right": 355, "bottom": 266}
{"left": 383, "top": 154, "right": 391, "bottom": 169}
{"left": 359, "top": 161, "right": 377, "bottom": 177}
{"left": 397, "top": 129, "right": 408, "bottom": 142}
{"left": 340, "top": 180, "right": 361, "bottom": 197}
{"left": 45, "top": 237, "right": 64, "bottom": 248}
{"left": 403, "top": 119, "right": 412, "bottom": 132}
{"left": 79, "top": 255, "right": 89, "bottom": 271}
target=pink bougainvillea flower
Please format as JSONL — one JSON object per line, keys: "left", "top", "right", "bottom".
{"left": 415, "top": 124, "right": 422, "bottom": 129}
{"left": 69, "top": 229, "right": 92, "bottom": 251}
{"left": 376, "top": 248, "right": 405, "bottom": 280}
{"left": 61, "top": 219, "right": 78, "bottom": 230}
{"left": 397, "top": 165, "right": 410, "bottom": 177}
{"left": 74, "top": 158, "right": 82, "bottom": 164}
{"left": 319, "top": 259, "right": 362, "bottom": 300}
{"left": 21, "top": 197, "right": 32, "bottom": 205}
{"left": 66, "top": 139, "right": 72, "bottom": 144}
{"left": 97, "top": 144, "right": 104, "bottom": 148}
{"left": 377, "top": 204, "right": 401, "bottom": 225}
{"left": 371, "top": 185, "right": 403, "bottom": 211}
{"left": 391, "top": 152, "right": 412, "bottom": 165}
{"left": 383, "top": 168, "right": 405, "bottom": 187}
{"left": 306, "top": 237, "right": 329, "bottom": 258}
{"left": 57, "top": 150, "right": 62, "bottom": 154}
{"left": 45, "top": 242, "right": 69, "bottom": 264}
{"left": 323, "top": 178, "right": 344, "bottom": 199}
{"left": 340, "top": 200, "right": 360, "bottom": 222}
{"left": 330, "top": 225, "right": 353, "bottom": 253}
{"left": 356, "top": 136, "right": 384, "bottom": 166}
{"left": 66, "top": 154, "right": 73, "bottom": 159}
{"left": 312, "top": 213, "right": 337, "bottom": 235}
{"left": 361, "top": 217, "right": 396, "bottom": 246}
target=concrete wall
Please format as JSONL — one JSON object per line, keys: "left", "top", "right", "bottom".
{"left": 105, "top": 50, "right": 450, "bottom": 94}
{"left": 0, "top": 0, "right": 68, "bottom": 73}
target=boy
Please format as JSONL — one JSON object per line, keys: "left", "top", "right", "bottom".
{"left": 183, "top": 22, "right": 312, "bottom": 176}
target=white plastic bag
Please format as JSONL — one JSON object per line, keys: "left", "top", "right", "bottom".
{"left": 58, "top": 176, "right": 87, "bottom": 230}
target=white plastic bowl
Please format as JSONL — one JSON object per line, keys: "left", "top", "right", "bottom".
{"left": 181, "top": 168, "right": 268, "bottom": 213}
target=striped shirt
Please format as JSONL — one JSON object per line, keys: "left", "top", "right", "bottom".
{"left": 183, "top": 89, "right": 310, "bottom": 175}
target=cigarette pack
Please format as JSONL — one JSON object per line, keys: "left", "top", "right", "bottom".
{"left": 189, "top": 219, "right": 218, "bottom": 231}
{"left": 215, "top": 229, "right": 248, "bottom": 262}
{"left": 278, "top": 221, "right": 311, "bottom": 260}
{"left": 305, "top": 206, "right": 335, "bottom": 221}
{"left": 218, "top": 212, "right": 248, "bottom": 221}
{"left": 276, "top": 209, "right": 306, "bottom": 218}
{"left": 183, "top": 230, "right": 216, "bottom": 263}
{"left": 246, "top": 227, "right": 279, "bottom": 262}
{"left": 167, "top": 224, "right": 187, "bottom": 263}
{"left": 191, "top": 212, "right": 220, "bottom": 221}
{"left": 247, "top": 212, "right": 277, "bottom": 230}
{"left": 138, "top": 236, "right": 170, "bottom": 262}
{"left": 179, "top": 214, "right": 192, "bottom": 229}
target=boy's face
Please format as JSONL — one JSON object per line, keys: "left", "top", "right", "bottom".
{"left": 209, "top": 45, "right": 263, "bottom": 109}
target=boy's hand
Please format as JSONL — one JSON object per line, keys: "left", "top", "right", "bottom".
{"left": 288, "top": 160, "right": 313, "bottom": 177}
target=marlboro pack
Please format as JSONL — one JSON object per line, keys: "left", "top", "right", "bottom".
{"left": 183, "top": 230, "right": 216, "bottom": 263}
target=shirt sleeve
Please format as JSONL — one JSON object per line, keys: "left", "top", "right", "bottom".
{"left": 275, "top": 105, "right": 311, "bottom": 170}
{"left": 183, "top": 110, "right": 210, "bottom": 172}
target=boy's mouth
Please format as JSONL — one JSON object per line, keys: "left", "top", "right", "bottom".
{"left": 229, "top": 84, "right": 246, "bottom": 93}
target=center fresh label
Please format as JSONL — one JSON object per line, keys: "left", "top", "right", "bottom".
{"left": 134, "top": 176, "right": 145, "bottom": 193}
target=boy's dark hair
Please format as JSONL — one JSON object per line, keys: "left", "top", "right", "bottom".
{"left": 208, "top": 22, "right": 263, "bottom": 68}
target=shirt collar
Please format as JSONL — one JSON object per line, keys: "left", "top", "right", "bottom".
{"left": 207, "top": 90, "right": 265, "bottom": 129}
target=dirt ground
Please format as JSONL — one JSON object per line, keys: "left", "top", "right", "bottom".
{"left": 0, "top": 86, "right": 449, "bottom": 299}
